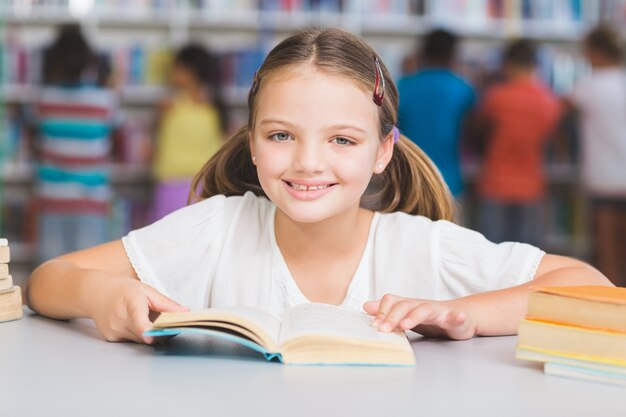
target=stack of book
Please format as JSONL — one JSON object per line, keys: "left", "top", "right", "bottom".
{"left": 0, "top": 238, "right": 23, "bottom": 323}
{"left": 516, "top": 286, "right": 626, "bottom": 387}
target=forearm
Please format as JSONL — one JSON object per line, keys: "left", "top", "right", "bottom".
{"left": 26, "top": 260, "right": 108, "bottom": 320}
{"left": 457, "top": 261, "right": 612, "bottom": 337}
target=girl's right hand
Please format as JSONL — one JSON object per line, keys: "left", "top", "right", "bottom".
{"left": 87, "top": 277, "right": 189, "bottom": 345}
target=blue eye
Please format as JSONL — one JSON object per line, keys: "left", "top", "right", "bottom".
{"left": 332, "top": 137, "right": 354, "bottom": 146}
{"left": 270, "top": 132, "right": 292, "bottom": 142}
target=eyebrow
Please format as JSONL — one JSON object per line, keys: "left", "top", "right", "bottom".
{"left": 258, "top": 119, "right": 368, "bottom": 134}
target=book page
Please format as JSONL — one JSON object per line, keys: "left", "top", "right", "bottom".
{"left": 278, "top": 303, "right": 407, "bottom": 346}
{"left": 153, "top": 306, "right": 282, "bottom": 350}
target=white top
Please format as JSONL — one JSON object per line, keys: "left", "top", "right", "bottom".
{"left": 122, "top": 192, "right": 544, "bottom": 318}
{"left": 570, "top": 68, "right": 626, "bottom": 196}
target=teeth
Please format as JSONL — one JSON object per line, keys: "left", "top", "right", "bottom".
{"left": 289, "top": 182, "right": 330, "bottom": 191}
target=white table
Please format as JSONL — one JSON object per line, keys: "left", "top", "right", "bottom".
{"left": 1, "top": 309, "right": 625, "bottom": 417}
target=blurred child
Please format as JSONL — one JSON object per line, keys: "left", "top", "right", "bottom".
{"left": 475, "top": 39, "right": 561, "bottom": 246}
{"left": 397, "top": 29, "right": 476, "bottom": 197}
{"left": 566, "top": 25, "right": 626, "bottom": 286}
{"left": 151, "top": 44, "right": 225, "bottom": 221}
{"left": 33, "top": 24, "right": 122, "bottom": 262}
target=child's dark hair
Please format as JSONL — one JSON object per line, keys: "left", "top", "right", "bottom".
{"left": 584, "top": 25, "right": 624, "bottom": 62}
{"left": 43, "top": 24, "right": 97, "bottom": 85}
{"left": 503, "top": 39, "right": 536, "bottom": 68}
{"left": 174, "top": 43, "right": 228, "bottom": 131}
{"left": 420, "top": 28, "right": 458, "bottom": 67}
{"left": 191, "top": 28, "right": 454, "bottom": 221}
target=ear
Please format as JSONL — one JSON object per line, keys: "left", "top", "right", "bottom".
{"left": 374, "top": 131, "right": 395, "bottom": 174}
{"left": 248, "top": 130, "right": 256, "bottom": 165}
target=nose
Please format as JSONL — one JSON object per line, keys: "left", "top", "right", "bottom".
{"left": 292, "top": 139, "right": 325, "bottom": 174}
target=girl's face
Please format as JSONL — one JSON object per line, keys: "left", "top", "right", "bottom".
{"left": 250, "top": 65, "right": 393, "bottom": 224}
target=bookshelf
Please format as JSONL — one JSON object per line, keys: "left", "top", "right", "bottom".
{"left": 1, "top": 0, "right": 625, "bottom": 281}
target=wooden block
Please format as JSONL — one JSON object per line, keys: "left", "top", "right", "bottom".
{"left": 0, "top": 275, "right": 14, "bottom": 292}
{"left": 0, "top": 246, "right": 9, "bottom": 264}
{"left": 0, "top": 286, "right": 23, "bottom": 323}
{"left": 0, "top": 263, "right": 8, "bottom": 280}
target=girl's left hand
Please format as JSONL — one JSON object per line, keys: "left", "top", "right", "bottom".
{"left": 363, "top": 294, "right": 477, "bottom": 340}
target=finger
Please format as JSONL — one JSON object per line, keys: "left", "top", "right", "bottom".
{"left": 376, "top": 294, "right": 403, "bottom": 319}
{"left": 370, "top": 294, "right": 402, "bottom": 328}
{"left": 400, "top": 303, "right": 440, "bottom": 330}
{"left": 128, "top": 300, "right": 154, "bottom": 344}
{"left": 379, "top": 300, "right": 420, "bottom": 332}
{"left": 144, "top": 286, "right": 189, "bottom": 313}
{"left": 121, "top": 327, "right": 148, "bottom": 344}
{"left": 363, "top": 300, "right": 381, "bottom": 316}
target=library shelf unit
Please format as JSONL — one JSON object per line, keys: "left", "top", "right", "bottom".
{"left": 2, "top": 0, "right": 625, "bottom": 281}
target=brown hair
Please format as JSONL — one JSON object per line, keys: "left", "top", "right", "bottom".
{"left": 191, "top": 28, "right": 455, "bottom": 221}
{"left": 584, "top": 25, "right": 624, "bottom": 62}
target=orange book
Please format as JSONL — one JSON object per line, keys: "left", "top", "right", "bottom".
{"left": 525, "top": 286, "right": 626, "bottom": 332}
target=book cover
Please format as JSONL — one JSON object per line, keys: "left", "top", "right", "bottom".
{"left": 517, "top": 319, "right": 626, "bottom": 367}
{"left": 516, "top": 347, "right": 626, "bottom": 375}
{"left": 526, "top": 286, "right": 626, "bottom": 332}
{"left": 544, "top": 362, "right": 626, "bottom": 387}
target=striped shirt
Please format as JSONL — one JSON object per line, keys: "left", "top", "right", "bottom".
{"left": 34, "top": 86, "right": 121, "bottom": 214}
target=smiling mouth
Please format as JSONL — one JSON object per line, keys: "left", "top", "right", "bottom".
{"left": 284, "top": 181, "right": 337, "bottom": 191}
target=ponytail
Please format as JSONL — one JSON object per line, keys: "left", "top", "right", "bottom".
{"left": 361, "top": 134, "right": 456, "bottom": 221}
{"left": 189, "top": 126, "right": 265, "bottom": 203}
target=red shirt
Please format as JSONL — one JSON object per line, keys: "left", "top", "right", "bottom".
{"left": 478, "top": 78, "right": 562, "bottom": 202}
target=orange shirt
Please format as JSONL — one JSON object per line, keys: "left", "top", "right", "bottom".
{"left": 478, "top": 78, "right": 561, "bottom": 202}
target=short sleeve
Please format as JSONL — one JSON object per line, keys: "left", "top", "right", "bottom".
{"left": 122, "top": 194, "right": 226, "bottom": 308}
{"left": 437, "top": 220, "right": 545, "bottom": 298}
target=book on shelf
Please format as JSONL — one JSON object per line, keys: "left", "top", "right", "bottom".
{"left": 517, "top": 285, "right": 626, "bottom": 386}
{"left": 145, "top": 303, "right": 416, "bottom": 366}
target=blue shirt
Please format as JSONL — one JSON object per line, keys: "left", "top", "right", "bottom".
{"left": 397, "top": 69, "right": 476, "bottom": 196}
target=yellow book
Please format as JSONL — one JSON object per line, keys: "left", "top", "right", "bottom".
{"left": 517, "top": 319, "right": 626, "bottom": 367}
{"left": 516, "top": 347, "right": 626, "bottom": 375}
{"left": 0, "top": 286, "right": 23, "bottom": 323}
{"left": 146, "top": 303, "right": 415, "bottom": 366}
{"left": 526, "top": 286, "right": 626, "bottom": 332}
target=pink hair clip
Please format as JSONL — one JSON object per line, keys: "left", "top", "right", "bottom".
{"left": 373, "top": 56, "right": 385, "bottom": 106}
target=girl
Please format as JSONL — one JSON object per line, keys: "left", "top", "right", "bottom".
{"left": 151, "top": 43, "right": 226, "bottom": 221}
{"left": 33, "top": 24, "right": 122, "bottom": 263}
{"left": 26, "top": 28, "right": 611, "bottom": 345}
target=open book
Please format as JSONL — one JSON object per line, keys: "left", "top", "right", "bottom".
{"left": 144, "top": 303, "right": 415, "bottom": 366}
